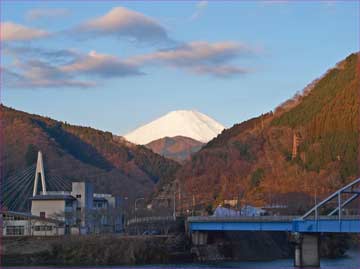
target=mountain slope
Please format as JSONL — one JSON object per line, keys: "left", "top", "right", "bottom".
{"left": 146, "top": 136, "right": 204, "bottom": 163}
{"left": 272, "top": 53, "right": 359, "bottom": 179}
{"left": 158, "top": 53, "right": 359, "bottom": 213}
{"left": 1, "top": 106, "right": 180, "bottom": 211}
{"left": 124, "top": 110, "right": 225, "bottom": 144}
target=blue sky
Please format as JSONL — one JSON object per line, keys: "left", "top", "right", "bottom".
{"left": 1, "top": 1, "right": 359, "bottom": 134}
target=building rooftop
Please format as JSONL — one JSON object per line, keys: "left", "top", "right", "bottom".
{"left": 93, "top": 197, "right": 108, "bottom": 202}
{"left": 30, "top": 194, "right": 76, "bottom": 201}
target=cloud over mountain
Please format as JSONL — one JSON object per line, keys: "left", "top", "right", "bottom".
{"left": 3, "top": 60, "right": 94, "bottom": 89}
{"left": 2, "top": 6, "right": 259, "bottom": 89}
{"left": 3, "top": 39, "right": 256, "bottom": 89}
{"left": 61, "top": 50, "right": 142, "bottom": 78}
{"left": 3, "top": 46, "right": 144, "bottom": 88}
{"left": 74, "top": 7, "right": 170, "bottom": 44}
{"left": 1, "top": 22, "right": 49, "bottom": 41}
{"left": 129, "top": 41, "right": 254, "bottom": 77}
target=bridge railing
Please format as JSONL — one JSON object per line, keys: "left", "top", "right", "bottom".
{"left": 187, "top": 215, "right": 360, "bottom": 223}
{"left": 301, "top": 177, "right": 360, "bottom": 220}
{"left": 188, "top": 215, "right": 297, "bottom": 222}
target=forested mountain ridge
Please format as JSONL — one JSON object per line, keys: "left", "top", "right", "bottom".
{"left": 272, "top": 53, "right": 359, "bottom": 180}
{"left": 158, "top": 53, "right": 359, "bottom": 213}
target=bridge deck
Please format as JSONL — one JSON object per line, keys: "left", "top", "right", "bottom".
{"left": 187, "top": 216, "right": 360, "bottom": 233}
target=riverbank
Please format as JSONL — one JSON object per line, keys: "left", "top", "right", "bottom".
{"left": 2, "top": 233, "right": 355, "bottom": 266}
{"left": 2, "top": 235, "right": 192, "bottom": 266}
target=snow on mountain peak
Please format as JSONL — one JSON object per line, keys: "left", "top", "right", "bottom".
{"left": 124, "top": 110, "right": 225, "bottom": 145}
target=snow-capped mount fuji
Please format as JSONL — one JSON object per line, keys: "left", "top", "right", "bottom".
{"left": 124, "top": 110, "right": 225, "bottom": 145}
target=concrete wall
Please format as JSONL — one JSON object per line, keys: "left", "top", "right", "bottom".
{"left": 294, "top": 233, "right": 320, "bottom": 267}
{"left": 71, "top": 182, "right": 94, "bottom": 230}
{"left": 3, "top": 219, "right": 65, "bottom": 236}
{"left": 32, "top": 219, "right": 65, "bottom": 236}
{"left": 191, "top": 231, "right": 208, "bottom": 245}
{"left": 31, "top": 200, "right": 66, "bottom": 219}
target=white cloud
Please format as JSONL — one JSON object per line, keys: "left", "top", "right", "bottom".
{"left": 1, "top": 22, "right": 49, "bottom": 41}
{"left": 131, "top": 41, "right": 249, "bottom": 65}
{"left": 3, "top": 47, "right": 142, "bottom": 89}
{"left": 25, "top": 8, "right": 70, "bottom": 21}
{"left": 3, "top": 45, "right": 78, "bottom": 64}
{"left": 3, "top": 62, "right": 94, "bottom": 89}
{"left": 61, "top": 50, "right": 143, "bottom": 77}
{"left": 75, "top": 7, "right": 170, "bottom": 44}
{"left": 129, "top": 41, "right": 255, "bottom": 77}
{"left": 192, "top": 65, "right": 249, "bottom": 77}
{"left": 3, "top": 39, "right": 257, "bottom": 89}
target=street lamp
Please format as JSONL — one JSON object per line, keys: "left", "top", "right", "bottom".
{"left": 134, "top": 197, "right": 145, "bottom": 222}
{"left": 122, "top": 197, "right": 128, "bottom": 231}
{"left": 135, "top": 197, "right": 145, "bottom": 211}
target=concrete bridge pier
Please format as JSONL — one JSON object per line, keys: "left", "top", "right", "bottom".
{"left": 294, "top": 233, "right": 320, "bottom": 267}
{"left": 191, "top": 231, "right": 208, "bottom": 245}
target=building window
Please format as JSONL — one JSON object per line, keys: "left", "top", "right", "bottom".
{"left": 3, "top": 214, "right": 27, "bottom": 221}
{"left": 76, "top": 194, "right": 81, "bottom": 198}
{"left": 34, "top": 225, "right": 53, "bottom": 231}
{"left": 6, "top": 226, "right": 25, "bottom": 236}
{"left": 3, "top": 214, "right": 14, "bottom": 221}
{"left": 65, "top": 200, "right": 73, "bottom": 207}
{"left": 40, "top": 212, "right": 46, "bottom": 218}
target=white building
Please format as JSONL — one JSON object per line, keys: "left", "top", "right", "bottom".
{"left": 2, "top": 151, "right": 123, "bottom": 236}
{"left": 2, "top": 210, "right": 64, "bottom": 236}
{"left": 213, "top": 205, "right": 266, "bottom": 217}
{"left": 30, "top": 181, "right": 122, "bottom": 234}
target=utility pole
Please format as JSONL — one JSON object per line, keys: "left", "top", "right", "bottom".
{"left": 122, "top": 196, "right": 128, "bottom": 232}
{"left": 173, "top": 190, "right": 176, "bottom": 220}
{"left": 178, "top": 181, "right": 182, "bottom": 216}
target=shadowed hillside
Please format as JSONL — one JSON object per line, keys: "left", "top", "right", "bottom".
{"left": 1, "top": 106, "right": 180, "bottom": 211}
{"left": 146, "top": 136, "right": 204, "bottom": 163}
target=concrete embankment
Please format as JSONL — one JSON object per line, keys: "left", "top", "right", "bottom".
{"left": 191, "top": 231, "right": 291, "bottom": 262}
{"left": 190, "top": 232, "right": 354, "bottom": 262}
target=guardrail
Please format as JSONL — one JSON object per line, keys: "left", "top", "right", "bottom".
{"left": 126, "top": 216, "right": 175, "bottom": 226}
{"left": 187, "top": 215, "right": 360, "bottom": 223}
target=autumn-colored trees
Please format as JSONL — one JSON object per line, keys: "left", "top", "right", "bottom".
{"left": 164, "top": 53, "right": 359, "bottom": 211}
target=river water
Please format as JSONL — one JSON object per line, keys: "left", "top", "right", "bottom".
{"left": 5, "top": 249, "right": 359, "bottom": 268}
{"left": 125, "top": 249, "right": 360, "bottom": 269}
